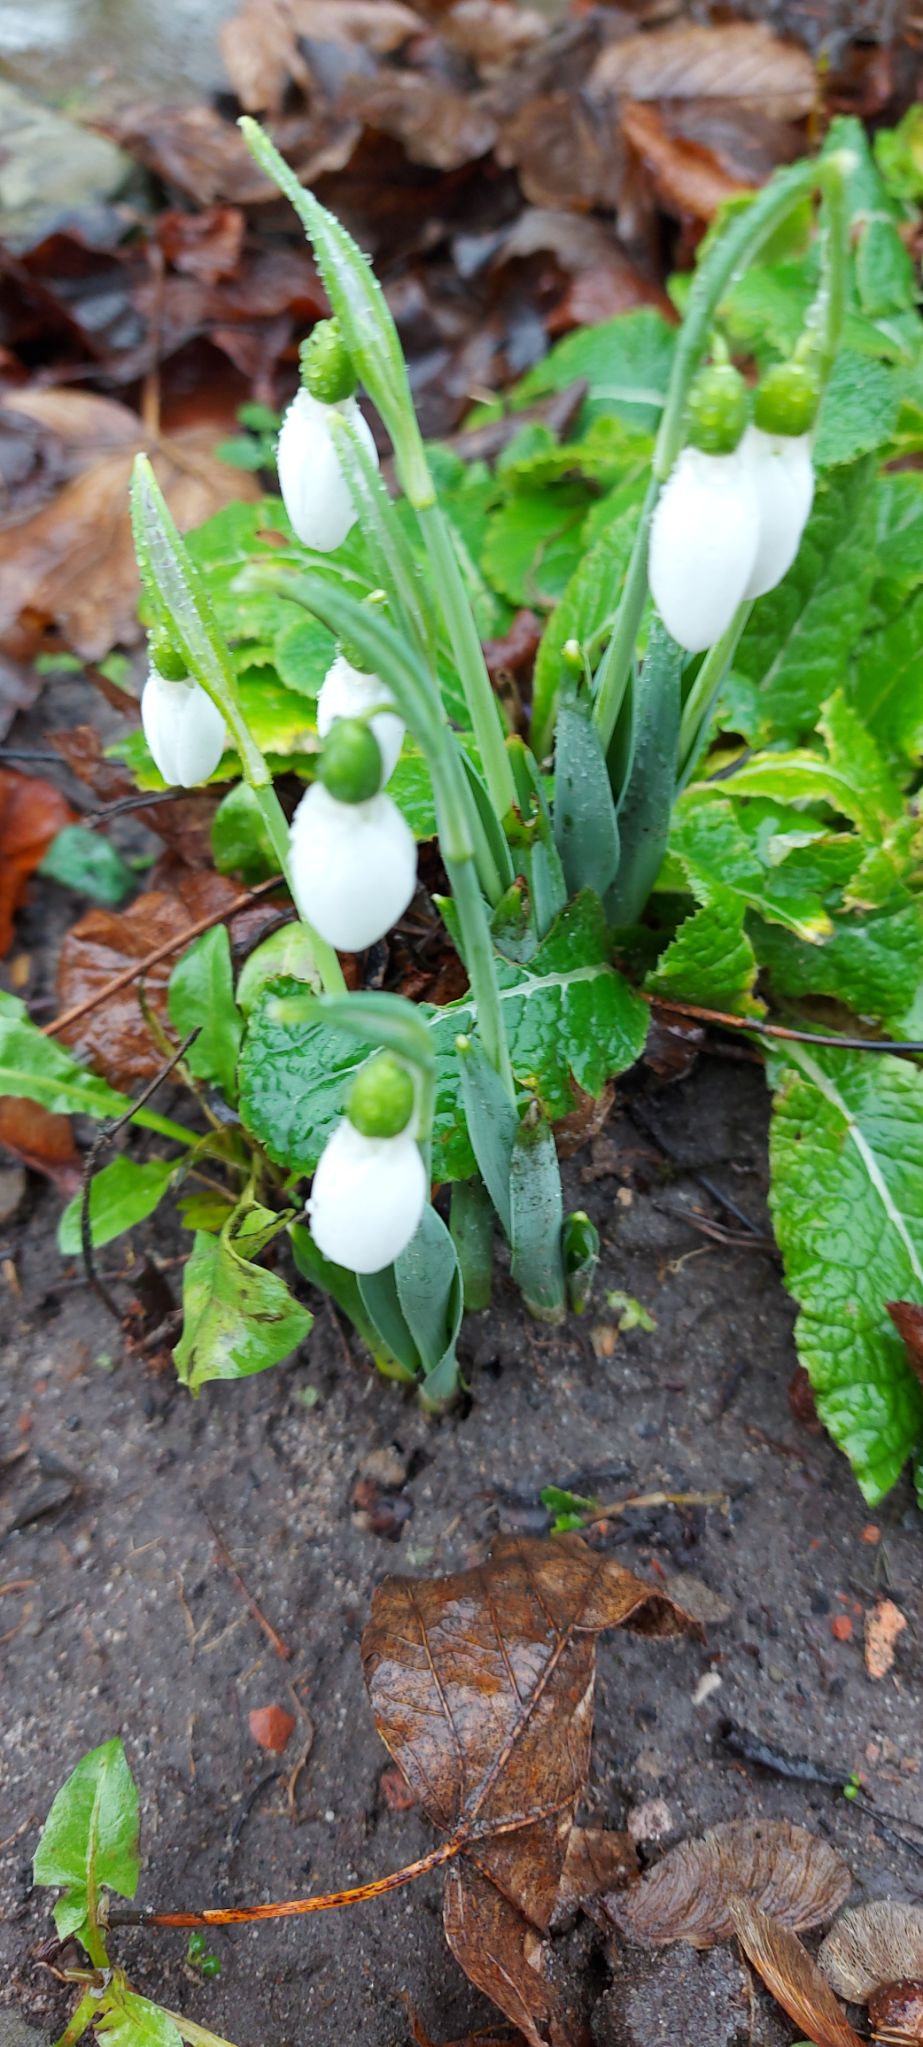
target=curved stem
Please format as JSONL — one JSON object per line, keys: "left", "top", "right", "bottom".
{"left": 676, "top": 602, "right": 752, "bottom": 788}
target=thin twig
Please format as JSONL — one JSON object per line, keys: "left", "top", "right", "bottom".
{"left": 203, "top": 1508, "right": 293, "bottom": 1662}
{"left": 79, "top": 1032, "right": 198, "bottom": 1319}
{"left": 44, "top": 875, "right": 283, "bottom": 1040}
{"left": 643, "top": 993, "right": 923, "bottom": 1058}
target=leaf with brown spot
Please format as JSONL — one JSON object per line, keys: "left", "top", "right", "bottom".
{"left": 362, "top": 1534, "right": 692, "bottom": 2040}
{"left": 887, "top": 1302, "right": 923, "bottom": 1387}
{"left": 0, "top": 768, "right": 75, "bottom": 956}
{"left": 608, "top": 1818, "right": 851, "bottom": 1949}
{"left": 820, "top": 1902, "right": 923, "bottom": 2003}
{"left": 732, "top": 1900, "right": 864, "bottom": 2047}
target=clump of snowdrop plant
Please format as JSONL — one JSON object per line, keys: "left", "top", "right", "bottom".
{"left": 123, "top": 119, "right": 854, "bottom": 1406}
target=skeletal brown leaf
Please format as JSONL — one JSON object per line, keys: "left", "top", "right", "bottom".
{"left": 443, "top": 1862, "right": 571, "bottom": 2047}
{"left": 591, "top": 23, "right": 816, "bottom": 118}
{"left": 609, "top": 1818, "right": 851, "bottom": 1948}
{"left": 887, "top": 1302, "right": 923, "bottom": 1387}
{"left": 732, "top": 1900, "right": 864, "bottom": 2047}
{"left": 819, "top": 1903, "right": 923, "bottom": 2003}
{"left": 362, "top": 1533, "right": 690, "bottom": 1934}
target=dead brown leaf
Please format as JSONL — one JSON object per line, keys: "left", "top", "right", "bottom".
{"left": 609, "top": 1818, "right": 851, "bottom": 1949}
{"left": 0, "top": 768, "right": 75, "bottom": 957}
{"left": 156, "top": 206, "right": 246, "bottom": 283}
{"left": 820, "top": 1902, "right": 923, "bottom": 2003}
{"left": 552, "top": 1824, "right": 638, "bottom": 1926}
{"left": 340, "top": 74, "right": 498, "bottom": 173}
{"left": 864, "top": 1598, "right": 908, "bottom": 1680}
{"left": 220, "top": 0, "right": 423, "bottom": 114}
{"left": 887, "top": 1301, "right": 923, "bottom": 1386}
{"left": 56, "top": 872, "right": 278, "bottom": 1088}
{"left": 105, "top": 104, "right": 277, "bottom": 206}
{"left": 362, "top": 1533, "right": 693, "bottom": 2040}
{"left": 622, "top": 101, "right": 754, "bottom": 223}
{"left": 0, "top": 390, "right": 259, "bottom": 663}
{"left": 440, "top": 1, "right": 547, "bottom": 75}
{"left": 497, "top": 93, "right": 623, "bottom": 212}
{"left": 0, "top": 1095, "right": 80, "bottom": 1193}
{"left": 731, "top": 1899, "right": 863, "bottom": 2047}
{"left": 591, "top": 23, "right": 816, "bottom": 120}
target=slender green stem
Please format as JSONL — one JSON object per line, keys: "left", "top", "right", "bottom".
{"left": 417, "top": 502, "right": 517, "bottom": 823}
{"left": 132, "top": 1108, "right": 196, "bottom": 1145}
{"left": 676, "top": 603, "right": 752, "bottom": 789}
{"left": 591, "top": 154, "right": 851, "bottom": 752}
{"left": 444, "top": 849, "right": 514, "bottom": 1096}
{"left": 251, "top": 784, "right": 346, "bottom": 994}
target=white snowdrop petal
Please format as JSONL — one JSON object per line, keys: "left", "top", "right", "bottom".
{"left": 277, "top": 390, "right": 379, "bottom": 553}
{"left": 289, "top": 782, "right": 416, "bottom": 951}
{"left": 648, "top": 446, "right": 760, "bottom": 653}
{"left": 308, "top": 1121, "right": 427, "bottom": 1273}
{"left": 141, "top": 668, "right": 227, "bottom": 788}
{"left": 317, "top": 654, "right": 404, "bottom": 784}
{"left": 742, "top": 427, "right": 815, "bottom": 599}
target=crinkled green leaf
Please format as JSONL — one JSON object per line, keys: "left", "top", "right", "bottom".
{"left": 58, "top": 1157, "right": 176, "bottom": 1256}
{"left": 514, "top": 309, "right": 676, "bottom": 434}
{"left": 755, "top": 892, "right": 923, "bottom": 1038}
{"left": 240, "top": 896, "right": 648, "bottom": 1182}
{"left": 814, "top": 353, "right": 904, "bottom": 468}
{"left": 712, "top": 693, "right": 902, "bottom": 839}
{"left": 874, "top": 473, "right": 923, "bottom": 586}
{"left": 481, "top": 487, "right": 590, "bottom": 609}
{"left": 729, "top": 461, "right": 877, "bottom": 745}
{"left": 668, "top": 793, "right": 836, "bottom": 941}
{"left": 852, "top": 582, "right": 923, "bottom": 769}
{"left": 174, "top": 1203, "right": 312, "bottom": 1390}
{"left": 34, "top": 1738, "right": 140, "bottom": 1943}
{"left": 168, "top": 925, "right": 242, "bottom": 1102}
{"left": 647, "top": 895, "right": 763, "bottom": 1015}
{"left": 769, "top": 1045, "right": 923, "bottom": 1502}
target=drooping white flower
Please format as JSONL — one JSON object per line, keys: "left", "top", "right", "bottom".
{"left": 276, "top": 389, "right": 378, "bottom": 553}
{"left": 289, "top": 781, "right": 416, "bottom": 951}
{"left": 648, "top": 446, "right": 760, "bottom": 653}
{"left": 741, "top": 427, "right": 815, "bottom": 600}
{"left": 141, "top": 666, "right": 226, "bottom": 788}
{"left": 308, "top": 1119, "right": 427, "bottom": 1273}
{"left": 317, "top": 654, "right": 404, "bottom": 786}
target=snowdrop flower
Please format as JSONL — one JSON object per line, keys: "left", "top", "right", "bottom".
{"left": 742, "top": 363, "right": 819, "bottom": 599}
{"left": 289, "top": 781, "right": 416, "bottom": 952}
{"left": 277, "top": 388, "right": 378, "bottom": 552}
{"left": 141, "top": 665, "right": 226, "bottom": 788}
{"left": 648, "top": 445, "right": 760, "bottom": 653}
{"left": 741, "top": 428, "right": 814, "bottom": 598}
{"left": 317, "top": 653, "right": 404, "bottom": 785}
{"left": 308, "top": 1053, "right": 426, "bottom": 1273}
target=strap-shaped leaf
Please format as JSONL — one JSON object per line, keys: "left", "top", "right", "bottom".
{"left": 510, "top": 1112, "right": 565, "bottom": 1324}
{"left": 457, "top": 1036, "right": 518, "bottom": 1236}
{"left": 606, "top": 619, "right": 681, "bottom": 926}
{"left": 553, "top": 689, "right": 620, "bottom": 899}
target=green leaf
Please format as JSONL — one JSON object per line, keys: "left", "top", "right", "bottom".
{"left": 0, "top": 1013, "right": 130, "bottom": 1121}
{"left": 40, "top": 826, "right": 135, "bottom": 906}
{"left": 514, "top": 309, "right": 676, "bottom": 434}
{"left": 212, "top": 782, "right": 278, "bottom": 883}
{"left": 449, "top": 1178, "right": 494, "bottom": 1312}
{"left": 769, "top": 1045, "right": 923, "bottom": 1502}
{"left": 755, "top": 889, "right": 923, "bottom": 1039}
{"left": 710, "top": 692, "right": 902, "bottom": 841}
{"left": 532, "top": 505, "right": 639, "bottom": 757}
{"left": 174, "top": 1203, "right": 312, "bottom": 1390}
{"left": 290, "top": 1222, "right": 408, "bottom": 1377}
{"left": 553, "top": 692, "right": 620, "bottom": 899}
{"left": 168, "top": 927, "right": 242, "bottom": 1102}
{"left": 509, "top": 1113, "right": 565, "bottom": 1324}
{"left": 273, "top": 614, "right": 336, "bottom": 695}
{"left": 58, "top": 1157, "right": 176, "bottom": 1256}
{"left": 647, "top": 895, "right": 762, "bottom": 1015}
{"left": 852, "top": 582, "right": 923, "bottom": 769}
{"left": 457, "top": 1036, "right": 518, "bottom": 1234}
{"left": 481, "top": 487, "right": 589, "bottom": 609}
{"left": 394, "top": 1204, "right": 463, "bottom": 1400}
{"left": 606, "top": 620, "right": 682, "bottom": 928}
{"left": 236, "top": 924, "right": 321, "bottom": 1015}
{"left": 96, "top": 1988, "right": 183, "bottom": 2047}
{"left": 667, "top": 794, "right": 836, "bottom": 942}
{"left": 813, "top": 354, "right": 904, "bottom": 468}
{"left": 729, "top": 461, "right": 877, "bottom": 744}
{"left": 34, "top": 1738, "right": 140, "bottom": 1945}
{"left": 240, "top": 896, "right": 649, "bottom": 1183}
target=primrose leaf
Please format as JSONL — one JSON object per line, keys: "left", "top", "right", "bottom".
{"left": 852, "top": 582, "right": 923, "bottom": 770}
{"left": 667, "top": 794, "right": 836, "bottom": 942}
{"left": 769, "top": 1045, "right": 923, "bottom": 1502}
{"left": 168, "top": 926, "right": 242, "bottom": 1102}
{"left": 175, "top": 1202, "right": 312, "bottom": 1390}
{"left": 34, "top": 1738, "right": 140, "bottom": 1944}
{"left": 755, "top": 890, "right": 923, "bottom": 1039}
{"left": 647, "top": 895, "right": 763, "bottom": 1016}
{"left": 514, "top": 309, "right": 676, "bottom": 434}
{"left": 728, "top": 461, "right": 877, "bottom": 745}
{"left": 813, "top": 354, "right": 904, "bottom": 468}
{"left": 240, "top": 897, "right": 648, "bottom": 1183}
{"left": 96, "top": 1988, "right": 183, "bottom": 2047}
{"left": 58, "top": 1157, "right": 176, "bottom": 1256}
{"left": 481, "top": 488, "right": 590, "bottom": 609}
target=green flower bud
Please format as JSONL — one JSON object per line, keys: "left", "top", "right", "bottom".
{"left": 317, "top": 717, "right": 383, "bottom": 804}
{"left": 149, "top": 631, "right": 188, "bottom": 682}
{"left": 300, "top": 319, "right": 356, "bottom": 405}
{"left": 347, "top": 1053, "right": 415, "bottom": 1139}
{"left": 199, "top": 1955, "right": 222, "bottom": 1979}
{"left": 754, "top": 360, "right": 821, "bottom": 437}
{"left": 686, "top": 363, "right": 749, "bottom": 455}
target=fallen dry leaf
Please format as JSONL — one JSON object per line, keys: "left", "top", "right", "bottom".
{"left": 0, "top": 768, "right": 75, "bottom": 957}
{"left": 609, "top": 1818, "right": 851, "bottom": 1949}
{"left": 249, "top": 1704, "right": 296, "bottom": 1752}
{"left": 362, "top": 1533, "right": 693, "bottom": 2042}
{"left": 621, "top": 101, "right": 755, "bottom": 223}
{"left": 820, "top": 1902, "right": 923, "bottom": 2002}
{"left": 887, "top": 1301, "right": 923, "bottom": 1386}
{"left": 864, "top": 1598, "right": 908, "bottom": 1681}
{"left": 732, "top": 1899, "right": 863, "bottom": 2047}
{"left": 552, "top": 1824, "right": 638, "bottom": 1925}
{"left": 56, "top": 872, "right": 279, "bottom": 1088}
{"left": 0, "top": 390, "right": 259, "bottom": 664}
{"left": 0, "top": 1095, "right": 80, "bottom": 1193}
{"left": 591, "top": 22, "right": 816, "bottom": 119}
{"left": 221, "top": 0, "right": 422, "bottom": 113}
